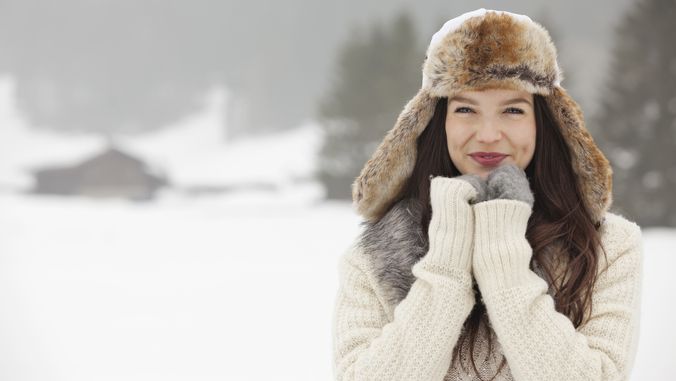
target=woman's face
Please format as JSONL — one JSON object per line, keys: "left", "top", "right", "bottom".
{"left": 445, "top": 88, "right": 536, "bottom": 179}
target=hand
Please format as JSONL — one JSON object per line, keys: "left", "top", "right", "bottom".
{"left": 454, "top": 173, "right": 488, "bottom": 204}
{"left": 485, "top": 164, "right": 534, "bottom": 207}
{"left": 427, "top": 175, "right": 477, "bottom": 272}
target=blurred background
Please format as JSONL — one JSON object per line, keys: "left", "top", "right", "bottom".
{"left": 0, "top": 0, "right": 673, "bottom": 379}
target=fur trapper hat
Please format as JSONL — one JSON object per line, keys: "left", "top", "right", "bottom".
{"left": 351, "top": 8, "right": 612, "bottom": 225}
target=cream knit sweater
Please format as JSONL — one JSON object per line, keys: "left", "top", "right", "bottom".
{"left": 332, "top": 177, "right": 643, "bottom": 381}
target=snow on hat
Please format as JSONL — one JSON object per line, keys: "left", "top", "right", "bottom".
{"left": 351, "top": 8, "right": 612, "bottom": 225}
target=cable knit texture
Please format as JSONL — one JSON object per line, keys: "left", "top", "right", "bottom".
{"left": 332, "top": 179, "right": 643, "bottom": 381}
{"left": 332, "top": 177, "right": 478, "bottom": 380}
{"left": 473, "top": 199, "right": 535, "bottom": 292}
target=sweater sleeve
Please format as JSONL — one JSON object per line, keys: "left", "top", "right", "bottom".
{"left": 471, "top": 199, "right": 643, "bottom": 381}
{"left": 332, "top": 177, "right": 479, "bottom": 381}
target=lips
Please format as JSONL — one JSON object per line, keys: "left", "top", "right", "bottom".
{"left": 469, "top": 152, "right": 507, "bottom": 167}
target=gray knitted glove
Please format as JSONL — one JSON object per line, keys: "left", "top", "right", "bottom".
{"left": 454, "top": 173, "right": 488, "bottom": 204}
{"left": 485, "top": 164, "right": 534, "bottom": 207}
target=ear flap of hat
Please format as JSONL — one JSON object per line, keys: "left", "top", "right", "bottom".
{"left": 545, "top": 86, "right": 613, "bottom": 224}
{"left": 351, "top": 88, "right": 436, "bottom": 223}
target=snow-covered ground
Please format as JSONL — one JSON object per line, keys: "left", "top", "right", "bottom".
{"left": 0, "top": 192, "right": 674, "bottom": 380}
{"left": 633, "top": 228, "right": 676, "bottom": 380}
{"left": 0, "top": 75, "right": 674, "bottom": 380}
{"left": 0, "top": 191, "right": 361, "bottom": 381}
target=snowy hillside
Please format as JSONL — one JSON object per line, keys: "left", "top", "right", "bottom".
{"left": 0, "top": 76, "right": 324, "bottom": 203}
{"left": 118, "top": 88, "right": 323, "bottom": 195}
{"left": 0, "top": 77, "right": 106, "bottom": 191}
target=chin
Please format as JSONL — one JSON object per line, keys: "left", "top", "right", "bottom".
{"left": 464, "top": 168, "right": 489, "bottom": 179}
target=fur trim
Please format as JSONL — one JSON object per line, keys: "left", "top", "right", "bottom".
{"left": 351, "top": 89, "right": 436, "bottom": 223}
{"left": 544, "top": 87, "right": 613, "bottom": 222}
{"left": 424, "top": 11, "right": 561, "bottom": 97}
{"left": 351, "top": 10, "right": 611, "bottom": 225}
{"left": 357, "top": 197, "right": 428, "bottom": 305}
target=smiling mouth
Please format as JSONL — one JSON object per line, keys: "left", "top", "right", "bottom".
{"left": 469, "top": 154, "right": 507, "bottom": 167}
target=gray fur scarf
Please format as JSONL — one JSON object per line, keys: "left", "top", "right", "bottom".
{"left": 357, "top": 197, "right": 433, "bottom": 306}
{"left": 356, "top": 197, "right": 557, "bottom": 307}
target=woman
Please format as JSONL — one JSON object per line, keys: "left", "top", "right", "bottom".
{"left": 332, "top": 8, "right": 643, "bottom": 381}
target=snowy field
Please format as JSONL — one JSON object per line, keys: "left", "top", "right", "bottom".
{"left": 0, "top": 191, "right": 674, "bottom": 380}
{"left": 0, "top": 189, "right": 361, "bottom": 381}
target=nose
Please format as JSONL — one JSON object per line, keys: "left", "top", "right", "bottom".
{"left": 475, "top": 118, "right": 502, "bottom": 143}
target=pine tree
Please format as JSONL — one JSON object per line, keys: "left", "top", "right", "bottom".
{"left": 315, "top": 11, "right": 425, "bottom": 199}
{"left": 593, "top": 0, "right": 676, "bottom": 226}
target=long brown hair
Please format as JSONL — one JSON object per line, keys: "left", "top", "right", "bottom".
{"left": 398, "top": 94, "right": 607, "bottom": 379}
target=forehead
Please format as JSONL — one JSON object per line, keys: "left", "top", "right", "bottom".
{"left": 449, "top": 89, "right": 533, "bottom": 104}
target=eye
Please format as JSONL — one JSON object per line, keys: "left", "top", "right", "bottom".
{"left": 505, "top": 107, "right": 524, "bottom": 114}
{"left": 454, "top": 106, "right": 474, "bottom": 114}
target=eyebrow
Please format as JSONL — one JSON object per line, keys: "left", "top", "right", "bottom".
{"left": 449, "top": 96, "right": 532, "bottom": 106}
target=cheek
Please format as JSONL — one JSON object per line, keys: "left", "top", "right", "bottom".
{"left": 446, "top": 127, "right": 474, "bottom": 171}
{"left": 526, "top": 123, "right": 536, "bottom": 152}
{"left": 445, "top": 130, "right": 458, "bottom": 149}
{"left": 445, "top": 124, "right": 471, "bottom": 149}
{"left": 515, "top": 122, "right": 536, "bottom": 158}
